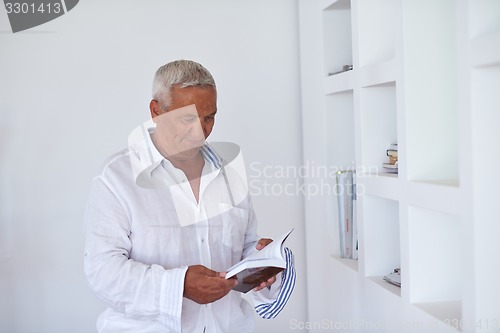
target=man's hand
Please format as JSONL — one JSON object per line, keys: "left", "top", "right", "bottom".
{"left": 254, "top": 238, "right": 278, "bottom": 291}
{"left": 184, "top": 265, "right": 237, "bottom": 304}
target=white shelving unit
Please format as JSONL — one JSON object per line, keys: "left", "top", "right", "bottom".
{"left": 299, "top": 0, "right": 500, "bottom": 332}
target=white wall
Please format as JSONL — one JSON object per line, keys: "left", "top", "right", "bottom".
{"left": 0, "top": 1, "right": 307, "bottom": 332}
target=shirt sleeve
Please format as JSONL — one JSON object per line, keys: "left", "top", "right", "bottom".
{"left": 83, "top": 176, "right": 187, "bottom": 332}
{"left": 251, "top": 247, "right": 296, "bottom": 319}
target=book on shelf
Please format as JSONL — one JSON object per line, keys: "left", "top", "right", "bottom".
{"left": 225, "top": 228, "right": 294, "bottom": 293}
{"left": 386, "top": 149, "right": 398, "bottom": 157}
{"left": 386, "top": 149, "right": 398, "bottom": 164}
{"left": 383, "top": 161, "right": 398, "bottom": 169}
{"left": 336, "top": 170, "right": 358, "bottom": 259}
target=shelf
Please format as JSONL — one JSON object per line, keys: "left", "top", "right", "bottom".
{"left": 414, "top": 301, "right": 462, "bottom": 330}
{"left": 411, "top": 179, "right": 459, "bottom": 187}
{"left": 356, "top": 0, "right": 396, "bottom": 67}
{"left": 470, "top": 30, "right": 500, "bottom": 68}
{"left": 406, "top": 181, "right": 461, "bottom": 215}
{"left": 359, "top": 82, "right": 397, "bottom": 177}
{"left": 356, "top": 173, "right": 399, "bottom": 201}
{"left": 332, "top": 257, "right": 359, "bottom": 272}
{"left": 322, "top": 0, "right": 353, "bottom": 76}
{"left": 362, "top": 195, "right": 399, "bottom": 278}
{"left": 359, "top": 58, "right": 397, "bottom": 88}
{"left": 408, "top": 207, "right": 461, "bottom": 305}
{"left": 324, "top": 69, "right": 355, "bottom": 94}
{"left": 367, "top": 276, "right": 401, "bottom": 298}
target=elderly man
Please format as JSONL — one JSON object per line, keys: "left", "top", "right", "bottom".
{"left": 84, "top": 60, "right": 295, "bottom": 333}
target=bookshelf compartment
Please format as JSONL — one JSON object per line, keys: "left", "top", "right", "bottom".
{"left": 326, "top": 91, "right": 355, "bottom": 171}
{"left": 356, "top": 0, "right": 396, "bottom": 67}
{"left": 359, "top": 59, "right": 397, "bottom": 88}
{"left": 414, "top": 301, "right": 461, "bottom": 328}
{"left": 327, "top": 202, "right": 359, "bottom": 271}
{"left": 362, "top": 195, "right": 399, "bottom": 287}
{"left": 367, "top": 276, "right": 401, "bottom": 297}
{"left": 325, "top": 90, "right": 356, "bottom": 268}
{"left": 322, "top": 0, "right": 353, "bottom": 77}
{"left": 403, "top": 0, "right": 459, "bottom": 186}
{"left": 324, "top": 69, "right": 355, "bottom": 95}
{"left": 327, "top": 184, "right": 359, "bottom": 271}
{"left": 408, "top": 207, "right": 461, "bottom": 306}
{"left": 359, "top": 82, "right": 397, "bottom": 177}
{"left": 469, "top": 0, "right": 500, "bottom": 39}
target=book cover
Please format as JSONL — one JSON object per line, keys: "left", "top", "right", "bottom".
{"left": 336, "top": 170, "right": 357, "bottom": 259}
{"left": 225, "top": 228, "right": 294, "bottom": 293}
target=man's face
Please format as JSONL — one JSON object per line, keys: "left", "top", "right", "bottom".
{"left": 150, "top": 85, "right": 217, "bottom": 159}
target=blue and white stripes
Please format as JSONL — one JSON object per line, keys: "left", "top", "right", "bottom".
{"left": 254, "top": 247, "right": 296, "bottom": 319}
{"left": 200, "top": 143, "right": 223, "bottom": 169}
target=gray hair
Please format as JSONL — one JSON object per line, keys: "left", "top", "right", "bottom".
{"left": 152, "top": 60, "right": 216, "bottom": 109}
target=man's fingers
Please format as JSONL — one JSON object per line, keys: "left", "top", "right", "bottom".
{"left": 254, "top": 281, "right": 268, "bottom": 291}
{"left": 224, "top": 276, "right": 238, "bottom": 289}
{"left": 256, "top": 238, "right": 273, "bottom": 250}
{"left": 252, "top": 273, "right": 278, "bottom": 292}
{"left": 215, "top": 272, "right": 237, "bottom": 287}
{"left": 185, "top": 265, "right": 238, "bottom": 304}
{"left": 211, "top": 275, "right": 237, "bottom": 298}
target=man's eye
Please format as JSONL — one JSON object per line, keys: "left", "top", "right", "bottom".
{"left": 205, "top": 116, "right": 215, "bottom": 122}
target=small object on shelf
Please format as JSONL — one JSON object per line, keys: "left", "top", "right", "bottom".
{"left": 386, "top": 148, "right": 398, "bottom": 165}
{"left": 383, "top": 268, "right": 401, "bottom": 287}
{"left": 328, "top": 64, "right": 353, "bottom": 76}
{"left": 383, "top": 143, "right": 398, "bottom": 173}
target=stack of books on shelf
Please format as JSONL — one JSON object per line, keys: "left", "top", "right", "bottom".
{"left": 383, "top": 143, "right": 398, "bottom": 173}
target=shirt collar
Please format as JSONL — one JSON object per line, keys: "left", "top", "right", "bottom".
{"left": 128, "top": 120, "right": 223, "bottom": 188}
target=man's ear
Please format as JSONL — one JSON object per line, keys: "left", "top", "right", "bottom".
{"left": 149, "top": 100, "right": 161, "bottom": 122}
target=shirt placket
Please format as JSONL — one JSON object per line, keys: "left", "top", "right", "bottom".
{"left": 165, "top": 159, "right": 220, "bottom": 332}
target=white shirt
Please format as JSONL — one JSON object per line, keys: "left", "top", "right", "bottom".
{"left": 84, "top": 126, "right": 294, "bottom": 333}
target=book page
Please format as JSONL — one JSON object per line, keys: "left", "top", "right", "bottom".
{"left": 226, "top": 228, "right": 294, "bottom": 277}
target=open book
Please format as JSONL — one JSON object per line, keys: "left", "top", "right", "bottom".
{"left": 225, "top": 228, "right": 294, "bottom": 293}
